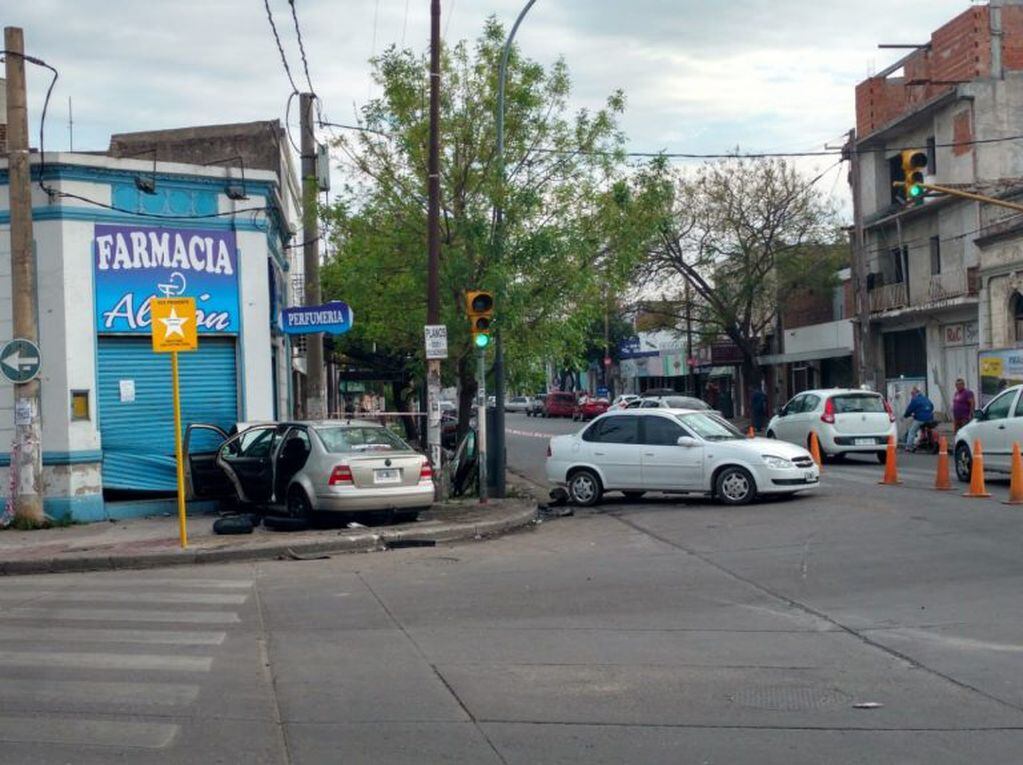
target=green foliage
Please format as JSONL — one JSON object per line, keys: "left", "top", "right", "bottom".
{"left": 321, "top": 18, "right": 642, "bottom": 394}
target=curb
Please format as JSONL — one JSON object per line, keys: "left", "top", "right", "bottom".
{"left": 0, "top": 501, "right": 538, "bottom": 577}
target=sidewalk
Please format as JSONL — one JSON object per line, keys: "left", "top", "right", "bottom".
{"left": 0, "top": 496, "right": 538, "bottom": 576}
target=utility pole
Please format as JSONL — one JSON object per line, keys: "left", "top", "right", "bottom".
{"left": 685, "top": 279, "right": 694, "bottom": 396}
{"left": 425, "top": 0, "right": 443, "bottom": 474}
{"left": 300, "top": 92, "right": 325, "bottom": 419}
{"left": 5, "top": 27, "right": 44, "bottom": 525}
{"left": 848, "top": 129, "right": 874, "bottom": 391}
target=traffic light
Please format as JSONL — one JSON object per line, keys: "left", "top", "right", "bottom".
{"left": 465, "top": 290, "right": 494, "bottom": 349}
{"left": 900, "top": 149, "right": 928, "bottom": 203}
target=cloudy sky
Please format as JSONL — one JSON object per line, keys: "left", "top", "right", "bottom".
{"left": 7, "top": 0, "right": 973, "bottom": 206}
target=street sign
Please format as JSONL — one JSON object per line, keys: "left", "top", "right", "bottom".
{"left": 151, "top": 298, "right": 198, "bottom": 352}
{"left": 0, "top": 338, "right": 41, "bottom": 383}
{"left": 281, "top": 301, "right": 353, "bottom": 335}
{"left": 424, "top": 324, "right": 448, "bottom": 360}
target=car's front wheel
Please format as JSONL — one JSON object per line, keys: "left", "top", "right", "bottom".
{"left": 955, "top": 442, "right": 972, "bottom": 483}
{"left": 568, "top": 469, "right": 603, "bottom": 507}
{"left": 715, "top": 466, "right": 756, "bottom": 506}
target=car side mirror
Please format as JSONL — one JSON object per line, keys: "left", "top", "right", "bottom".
{"left": 973, "top": 408, "right": 986, "bottom": 421}
{"left": 775, "top": 407, "right": 785, "bottom": 417}
{"left": 676, "top": 436, "right": 699, "bottom": 448}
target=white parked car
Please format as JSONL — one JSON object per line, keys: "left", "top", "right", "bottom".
{"left": 545, "top": 409, "right": 819, "bottom": 506}
{"left": 766, "top": 388, "right": 897, "bottom": 463}
{"left": 608, "top": 394, "right": 640, "bottom": 411}
{"left": 505, "top": 395, "right": 532, "bottom": 413}
{"left": 953, "top": 383, "right": 1023, "bottom": 481}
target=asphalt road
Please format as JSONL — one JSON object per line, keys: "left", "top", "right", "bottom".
{"left": 1, "top": 413, "right": 1022, "bottom": 763}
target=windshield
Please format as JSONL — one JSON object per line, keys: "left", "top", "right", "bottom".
{"left": 676, "top": 412, "right": 743, "bottom": 441}
{"left": 316, "top": 426, "right": 411, "bottom": 453}
{"left": 831, "top": 394, "right": 886, "bottom": 414}
{"left": 664, "top": 397, "right": 709, "bottom": 410}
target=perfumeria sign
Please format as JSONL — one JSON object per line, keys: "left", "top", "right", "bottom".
{"left": 93, "top": 224, "right": 240, "bottom": 333}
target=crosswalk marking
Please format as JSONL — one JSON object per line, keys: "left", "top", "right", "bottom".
{"left": 0, "top": 716, "right": 179, "bottom": 749}
{"left": 0, "top": 625, "right": 227, "bottom": 645}
{"left": 0, "top": 678, "right": 200, "bottom": 707}
{"left": 0, "top": 590, "right": 251, "bottom": 605}
{"left": 0, "top": 577, "right": 254, "bottom": 590}
{"left": 0, "top": 607, "right": 241, "bottom": 624}
{"left": 0, "top": 649, "right": 212, "bottom": 672}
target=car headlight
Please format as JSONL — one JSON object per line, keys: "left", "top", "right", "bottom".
{"left": 762, "top": 455, "right": 794, "bottom": 469}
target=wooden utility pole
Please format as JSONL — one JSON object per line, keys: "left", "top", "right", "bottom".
{"left": 5, "top": 27, "right": 44, "bottom": 525}
{"left": 425, "top": 0, "right": 443, "bottom": 474}
{"left": 300, "top": 92, "right": 325, "bottom": 419}
{"left": 848, "top": 129, "right": 875, "bottom": 390}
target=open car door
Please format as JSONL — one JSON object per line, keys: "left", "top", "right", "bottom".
{"left": 183, "top": 424, "right": 233, "bottom": 500}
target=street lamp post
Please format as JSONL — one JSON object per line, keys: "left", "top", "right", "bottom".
{"left": 492, "top": 0, "right": 537, "bottom": 499}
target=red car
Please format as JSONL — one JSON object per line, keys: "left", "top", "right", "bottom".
{"left": 542, "top": 391, "right": 578, "bottom": 418}
{"left": 572, "top": 396, "right": 610, "bottom": 421}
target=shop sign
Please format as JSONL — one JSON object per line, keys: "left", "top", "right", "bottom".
{"left": 943, "top": 324, "right": 965, "bottom": 346}
{"left": 281, "top": 301, "right": 354, "bottom": 335}
{"left": 978, "top": 348, "right": 1023, "bottom": 404}
{"left": 93, "top": 224, "right": 239, "bottom": 334}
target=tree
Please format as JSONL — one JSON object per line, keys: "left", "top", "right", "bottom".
{"left": 322, "top": 19, "right": 639, "bottom": 434}
{"left": 639, "top": 156, "right": 844, "bottom": 401}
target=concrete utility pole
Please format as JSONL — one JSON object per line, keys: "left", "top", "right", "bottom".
{"left": 425, "top": 0, "right": 443, "bottom": 473}
{"left": 5, "top": 27, "right": 43, "bottom": 525}
{"left": 848, "top": 128, "right": 875, "bottom": 391}
{"left": 300, "top": 92, "right": 325, "bottom": 419}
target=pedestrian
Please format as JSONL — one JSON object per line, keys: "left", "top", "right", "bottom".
{"left": 751, "top": 387, "right": 768, "bottom": 432}
{"left": 705, "top": 381, "right": 719, "bottom": 410}
{"left": 951, "top": 378, "right": 975, "bottom": 433}
{"left": 902, "top": 386, "right": 935, "bottom": 451}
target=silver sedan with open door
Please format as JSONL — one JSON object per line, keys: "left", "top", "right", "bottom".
{"left": 185, "top": 420, "right": 435, "bottom": 522}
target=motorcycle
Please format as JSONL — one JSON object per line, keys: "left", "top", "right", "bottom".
{"left": 912, "top": 420, "right": 941, "bottom": 454}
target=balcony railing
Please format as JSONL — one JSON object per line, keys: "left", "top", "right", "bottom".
{"left": 869, "top": 282, "right": 907, "bottom": 312}
{"left": 926, "top": 268, "right": 968, "bottom": 302}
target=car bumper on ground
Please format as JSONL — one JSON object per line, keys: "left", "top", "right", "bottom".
{"left": 314, "top": 482, "right": 435, "bottom": 512}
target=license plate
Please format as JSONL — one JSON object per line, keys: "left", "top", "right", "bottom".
{"left": 804, "top": 471, "right": 818, "bottom": 483}
{"left": 854, "top": 438, "right": 874, "bottom": 446}
{"left": 374, "top": 468, "right": 400, "bottom": 484}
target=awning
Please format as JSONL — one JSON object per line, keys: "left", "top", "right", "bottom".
{"left": 757, "top": 347, "right": 853, "bottom": 365}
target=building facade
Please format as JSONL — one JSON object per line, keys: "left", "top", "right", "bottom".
{"left": 0, "top": 149, "right": 297, "bottom": 521}
{"left": 854, "top": 2, "right": 1023, "bottom": 417}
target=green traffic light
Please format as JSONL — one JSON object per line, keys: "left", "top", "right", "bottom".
{"left": 474, "top": 333, "right": 490, "bottom": 348}
{"left": 910, "top": 184, "right": 923, "bottom": 198}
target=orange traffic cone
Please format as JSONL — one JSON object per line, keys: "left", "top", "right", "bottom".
{"left": 963, "top": 439, "right": 991, "bottom": 499}
{"left": 747, "top": 425, "right": 755, "bottom": 439}
{"left": 809, "top": 431, "right": 823, "bottom": 467}
{"left": 879, "top": 435, "right": 901, "bottom": 485}
{"left": 1003, "top": 442, "right": 1023, "bottom": 505}
{"left": 933, "top": 435, "right": 952, "bottom": 491}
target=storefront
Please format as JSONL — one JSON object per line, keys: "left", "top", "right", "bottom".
{"left": 0, "top": 152, "right": 295, "bottom": 520}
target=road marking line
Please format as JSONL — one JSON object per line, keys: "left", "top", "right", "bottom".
{"left": 0, "top": 607, "right": 241, "bottom": 624}
{"left": 36, "top": 590, "right": 249, "bottom": 605}
{"left": 0, "top": 716, "right": 179, "bottom": 749}
{"left": 505, "top": 428, "right": 552, "bottom": 439}
{"left": 0, "top": 650, "right": 212, "bottom": 672}
{"left": 0, "top": 678, "right": 200, "bottom": 707}
{"left": 85, "top": 577, "right": 254, "bottom": 589}
{"left": 0, "top": 626, "right": 226, "bottom": 645}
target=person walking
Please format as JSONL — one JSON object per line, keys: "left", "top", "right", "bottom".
{"left": 951, "top": 378, "right": 975, "bottom": 433}
{"left": 751, "top": 387, "right": 768, "bottom": 432}
{"left": 902, "top": 386, "right": 935, "bottom": 451}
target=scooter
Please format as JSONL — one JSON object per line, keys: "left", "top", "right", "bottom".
{"left": 912, "top": 421, "right": 941, "bottom": 454}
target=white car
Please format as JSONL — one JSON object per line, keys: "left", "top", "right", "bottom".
{"left": 505, "top": 396, "right": 532, "bottom": 413}
{"left": 766, "top": 388, "right": 897, "bottom": 463}
{"left": 545, "top": 408, "right": 819, "bottom": 506}
{"left": 608, "top": 394, "right": 640, "bottom": 411}
{"left": 953, "top": 383, "right": 1023, "bottom": 481}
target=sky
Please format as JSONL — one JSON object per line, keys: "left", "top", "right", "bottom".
{"left": 6, "top": 0, "right": 975, "bottom": 213}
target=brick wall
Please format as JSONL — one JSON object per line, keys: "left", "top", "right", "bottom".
{"left": 854, "top": 5, "right": 1023, "bottom": 137}
{"left": 782, "top": 288, "right": 833, "bottom": 330}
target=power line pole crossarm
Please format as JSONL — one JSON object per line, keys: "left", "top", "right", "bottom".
{"left": 5, "top": 28, "right": 44, "bottom": 526}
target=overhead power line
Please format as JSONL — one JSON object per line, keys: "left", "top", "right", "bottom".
{"left": 288, "top": 0, "right": 316, "bottom": 95}
{"left": 264, "top": 0, "right": 299, "bottom": 93}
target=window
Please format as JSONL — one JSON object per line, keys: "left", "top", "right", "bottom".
{"left": 1014, "top": 393, "right": 1023, "bottom": 418}
{"left": 926, "top": 135, "right": 937, "bottom": 174}
{"left": 675, "top": 413, "right": 743, "bottom": 441}
{"left": 641, "top": 416, "right": 686, "bottom": 446}
{"left": 888, "top": 247, "right": 906, "bottom": 284}
{"left": 317, "top": 426, "right": 410, "bottom": 453}
{"left": 583, "top": 416, "right": 638, "bottom": 444}
{"left": 831, "top": 394, "right": 885, "bottom": 414}
{"left": 802, "top": 394, "right": 822, "bottom": 412}
{"left": 224, "top": 427, "right": 277, "bottom": 460}
{"left": 986, "top": 390, "right": 1016, "bottom": 421}
{"left": 640, "top": 400, "right": 661, "bottom": 408}
{"left": 784, "top": 395, "right": 805, "bottom": 415}
{"left": 1014, "top": 294, "right": 1023, "bottom": 343}
{"left": 930, "top": 236, "right": 941, "bottom": 275}
{"left": 663, "top": 397, "right": 709, "bottom": 410}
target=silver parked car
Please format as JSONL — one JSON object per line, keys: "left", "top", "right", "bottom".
{"left": 184, "top": 420, "right": 434, "bottom": 522}
{"left": 505, "top": 395, "right": 532, "bottom": 413}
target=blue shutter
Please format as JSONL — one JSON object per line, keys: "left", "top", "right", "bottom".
{"left": 98, "top": 337, "right": 239, "bottom": 491}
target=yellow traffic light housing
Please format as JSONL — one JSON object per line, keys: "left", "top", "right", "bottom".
{"left": 466, "top": 290, "right": 494, "bottom": 349}
{"left": 900, "top": 149, "right": 928, "bottom": 204}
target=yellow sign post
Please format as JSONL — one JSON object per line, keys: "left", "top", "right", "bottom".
{"left": 151, "top": 297, "right": 198, "bottom": 548}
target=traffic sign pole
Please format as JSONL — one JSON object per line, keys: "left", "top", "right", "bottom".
{"left": 171, "top": 351, "right": 188, "bottom": 548}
